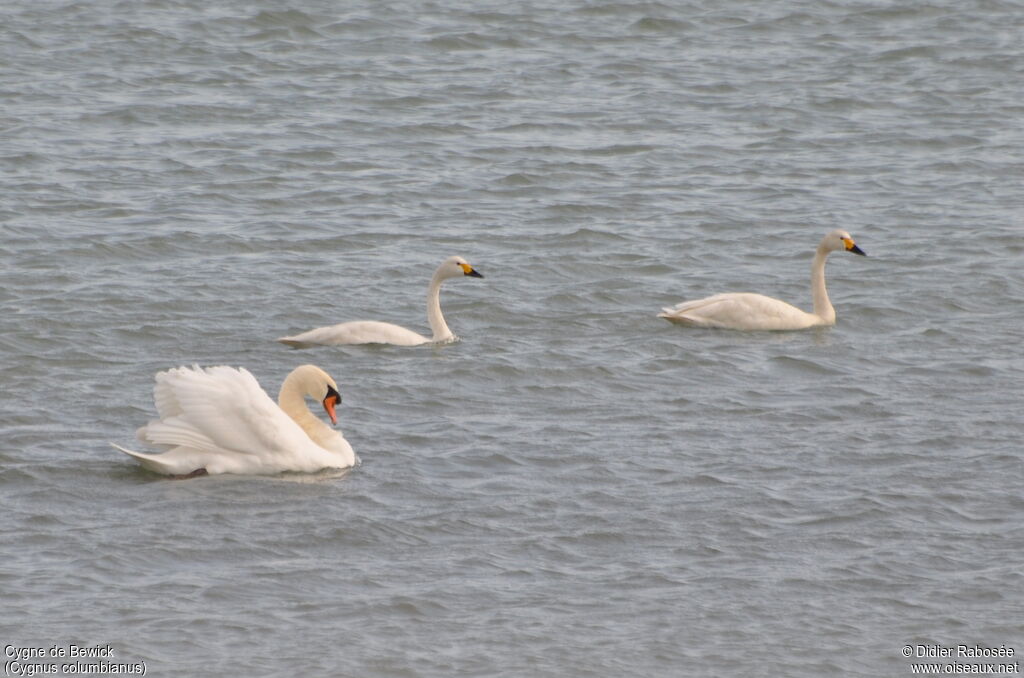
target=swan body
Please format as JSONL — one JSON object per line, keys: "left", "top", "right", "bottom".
{"left": 111, "top": 364, "right": 356, "bottom": 476}
{"left": 658, "top": 229, "right": 866, "bottom": 331}
{"left": 278, "top": 255, "right": 484, "bottom": 347}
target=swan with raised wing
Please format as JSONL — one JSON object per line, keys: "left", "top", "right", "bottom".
{"left": 111, "top": 364, "right": 356, "bottom": 476}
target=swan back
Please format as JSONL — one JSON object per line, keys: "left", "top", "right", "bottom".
{"left": 660, "top": 293, "right": 820, "bottom": 330}
{"left": 278, "top": 321, "right": 428, "bottom": 347}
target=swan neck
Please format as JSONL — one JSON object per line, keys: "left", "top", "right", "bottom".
{"left": 278, "top": 376, "right": 320, "bottom": 434}
{"left": 810, "top": 246, "right": 835, "bottom": 323}
{"left": 426, "top": 272, "right": 453, "bottom": 342}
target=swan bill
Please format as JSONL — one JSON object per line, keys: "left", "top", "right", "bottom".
{"left": 843, "top": 238, "right": 866, "bottom": 256}
{"left": 460, "top": 263, "right": 484, "bottom": 278}
{"left": 322, "top": 386, "right": 341, "bottom": 425}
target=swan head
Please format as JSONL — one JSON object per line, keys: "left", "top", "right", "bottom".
{"left": 822, "top": 229, "right": 866, "bottom": 256}
{"left": 436, "top": 255, "right": 484, "bottom": 281}
{"left": 286, "top": 364, "right": 342, "bottom": 425}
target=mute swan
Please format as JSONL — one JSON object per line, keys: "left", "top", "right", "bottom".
{"left": 111, "top": 364, "right": 357, "bottom": 476}
{"left": 278, "top": 255, "right": 484, "bottom": 347}
{"left": 658, "top": 229, "right": 866, "bottom": 330}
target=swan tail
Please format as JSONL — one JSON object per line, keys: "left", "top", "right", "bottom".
{"left": 277, "top": 328, "right": 337, "bottom": 347}
{"left": 277, "top": 336, "right": 315, "bottom": 349}
{"left": 110, "top": 443, "right": 180, "bottom": 475}
{"left": 111, "top": 442, "right": 213, "bottom": 476}
{"left": 657, "top": 307, "right": 704, "bottom": 325}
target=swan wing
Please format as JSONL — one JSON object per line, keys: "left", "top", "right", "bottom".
{"left": 278, "top": 321, "right": 428, "bottom": 347}
{"left": 659, "top": 293, "right": 819, "bottom": 330}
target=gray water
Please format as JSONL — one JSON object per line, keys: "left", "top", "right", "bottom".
{"left": 2, "top": 0, "right": 1022, "bottom": 676}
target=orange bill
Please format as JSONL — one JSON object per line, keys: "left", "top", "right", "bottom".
{"left": 322, "top": 386, "right": 341, "bottom": 425}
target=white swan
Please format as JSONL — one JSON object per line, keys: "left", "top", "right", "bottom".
{"left": 278, "top": 255, "right": 484, "bottom": 347}
{"left": 111, "top": 364, "right": 357, "bottom": 476}
{"left": 658, "top": 229, "right": 866, "bottom": 330}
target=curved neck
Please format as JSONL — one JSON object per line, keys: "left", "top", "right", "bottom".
{"left": 810, "top": 246, "right": 835, "bottom": 323}
{"left": 278, "top": 378, "right": 322, "bottom": 435}
{"left": 426, "top": 272, "right": 453, "bottom": 342}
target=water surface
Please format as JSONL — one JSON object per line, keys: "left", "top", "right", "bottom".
{"left": 2, "top": 0, "right": 1022, "bottom": 676}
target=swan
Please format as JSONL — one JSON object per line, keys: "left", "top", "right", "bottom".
{"left": 658, "top": 229, "right": 866, "bottom": 330}
{"left": 278, "top": 255, "right": 484, "bottom": 347}
{"left": 111, "top": 364, "right": 357, "bottom": 477}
